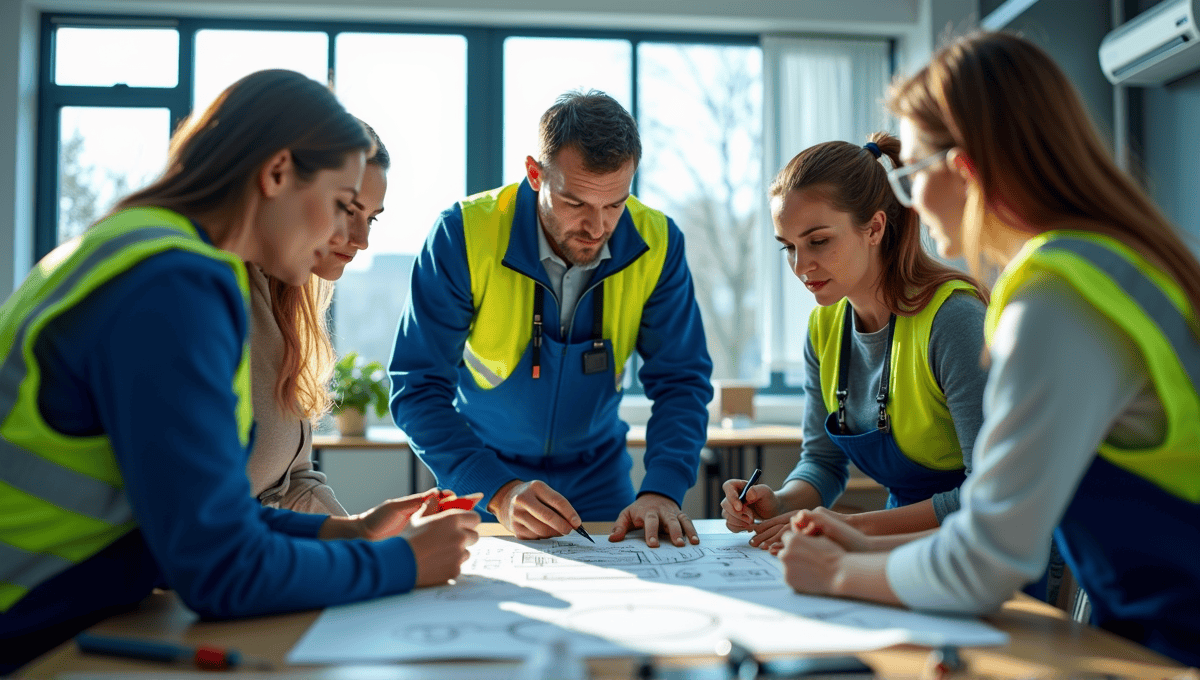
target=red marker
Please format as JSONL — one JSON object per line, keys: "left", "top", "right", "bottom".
{"left": 76, "top": 633, "right": 272, "bottom": 671}
{"left": 436, "top": 491, "right": 483, "bottom": 512}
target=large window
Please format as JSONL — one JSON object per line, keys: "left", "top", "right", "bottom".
{"left": 762, "top": 37, "right": 893, "bottom": 386}
{"left": 37, "top": 14, "right": 893, "bottom": 410}
{"left": 57, "top": 106, "right": 170, "bottom": 242}
{"left": 332, "top": 32, "right": 468, "bottom": 369}
{"left": 502, "top": 37, "right": 633, "bottom": 187}
{"left": 638, "top": 43, "right": 763, "bottom": 381}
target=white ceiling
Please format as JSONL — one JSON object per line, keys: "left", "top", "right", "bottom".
{"left": 31, "top": 0, "right": 924, "bottom": 36}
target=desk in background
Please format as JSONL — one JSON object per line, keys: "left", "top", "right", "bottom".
{"left": 627, "top": 423, "right": 812, "bottom": 517}
{"left": 313, "top": 424, "right": 827, "bottom": 518}
{"left": 23, "top": 523, "right": 1186, "bottom": 680}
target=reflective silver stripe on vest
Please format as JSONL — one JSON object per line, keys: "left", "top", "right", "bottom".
{"left": 0, "top": 540, "right": 74, "bottom": 591}
{"left": 462, "top": 347, "right": 504, "bottom": 388}
{"left": 1042, "top": 238, "right": 1200, "bottom": 392}
{"left": 0, "top": 227, "right": 183, "bottom": 525}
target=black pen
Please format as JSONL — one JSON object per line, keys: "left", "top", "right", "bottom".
{"left": 551, "top": 506, "right": 594, "bottom": 543}
{"left": 738, "top": 468, "right": 762, "bottom": 505}
{"left": 572, "top": 524, "right": 595, "bottom": 543}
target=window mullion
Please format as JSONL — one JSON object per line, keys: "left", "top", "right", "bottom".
{"left": 465, "top": 27, "right": 503, "bottom": 194}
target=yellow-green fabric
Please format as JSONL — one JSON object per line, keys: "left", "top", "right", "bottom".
{"left": 459, "top": 182, "right": 668, "bottom": 389}
{"left": 809, "top": 280, "right": 976, "bottom": 471}
{"left": 0, "top": 207, "right": 253, "bottom": 611}
{"left": 986, "top": 230, "right": 1200, "bottom": 503}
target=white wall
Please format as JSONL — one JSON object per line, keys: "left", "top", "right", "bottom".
{"left": 28, "top": 0, "right": 922, "bottom": 33}
{"left": 0, "top": 0, "right": 37, "bottom": 294}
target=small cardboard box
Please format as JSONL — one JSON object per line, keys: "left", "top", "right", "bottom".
{"left": 714, "top": 381, "right": 755, "bottom": 421}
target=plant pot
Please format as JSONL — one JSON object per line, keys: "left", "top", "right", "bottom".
{"left": 334, "top": 409, "right": 366, "bottom": 437}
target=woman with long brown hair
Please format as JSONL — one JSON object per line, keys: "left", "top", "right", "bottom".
{"left": 0, "top": 70, "right": 478, "bottom": 674}
{"left": 722, "top": 132, "right": 990, "bottom": 549}
{"left": 778, "top": 32, "right": 1200, "bottom": 666}
{"left": 246, "top": 123, "right": 389, "bottom": 516}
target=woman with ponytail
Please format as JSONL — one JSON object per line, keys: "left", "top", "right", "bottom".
{"left": 722, "top": 132, "right": 989, "bottom": 550}
{"left": 778, "top": 32, "right": 1200, "bottom": 666}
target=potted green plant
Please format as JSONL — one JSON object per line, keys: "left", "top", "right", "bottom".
{"left": 330, "top": 352, "right": 390, "bottom": 437}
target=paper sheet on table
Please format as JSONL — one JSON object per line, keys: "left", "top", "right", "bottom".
{"left": 288, "top": 521, "right": 1007, "bottom": 663}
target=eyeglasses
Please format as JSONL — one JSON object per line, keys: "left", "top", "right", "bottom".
{"left": 886, "top": 148, "right": 950, "bottom": 208}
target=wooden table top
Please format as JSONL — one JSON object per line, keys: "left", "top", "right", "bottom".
{"left": 22, "top": 524, "right": 1185, "bottom": 679}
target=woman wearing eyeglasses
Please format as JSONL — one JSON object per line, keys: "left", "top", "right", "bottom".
{"left": 777, "top": 32, "right": 1200, "bottom": 666}
{"left": 721, "top": 132, "right": 989, "bottom": 551}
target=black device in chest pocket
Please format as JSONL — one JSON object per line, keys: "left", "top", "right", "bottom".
{"left": 582, "top": 281, "right": 609, "bottom": 374}
{"left": 582, "top": 339, "right": 608, "bottom": 374}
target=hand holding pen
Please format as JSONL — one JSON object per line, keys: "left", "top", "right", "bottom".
{"left": 488, "top": 479, "right": 591, "bottom": 541}
{"left": 344, "top": 488, "right": 480, "bottom": 541}
{"left": 721, "top": 468, "right": 778, "bottom": 533}
{"left": 738, "top": 468, "right": 762, "bottom": 505}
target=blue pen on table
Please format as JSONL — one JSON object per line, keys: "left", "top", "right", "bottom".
{"left": 737, "top": 467, "right": 762, "bottom": 506}
{"left": 76, "top": 632, "right": 273, "bottom": 671}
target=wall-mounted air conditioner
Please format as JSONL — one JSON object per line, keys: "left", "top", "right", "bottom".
{"left": 1099, "top": 0, "right": 1200, "bottom": 85}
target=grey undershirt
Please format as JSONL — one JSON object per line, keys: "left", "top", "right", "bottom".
{"left": 785, "top": 291, "right": 989, "bottom": 522}
{"left": 887, "top": 274, "right": 1164, "bottom": 612}
{"left": 536, "top": 216, "right": 610, "bottom": 334}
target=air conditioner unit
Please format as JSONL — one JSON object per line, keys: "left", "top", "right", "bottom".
{"left": 1099, "top": 0, "right": 1200, "bottom": 85}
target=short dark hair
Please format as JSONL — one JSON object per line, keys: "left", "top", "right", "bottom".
{"left": 537, "top": 89, "right": 640, "bottom": 174}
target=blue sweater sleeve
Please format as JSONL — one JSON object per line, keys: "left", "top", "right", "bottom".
{"left": 51, "top": 251, "right": 417, "bottom": 618}
{"left": 633, "top": 220, "right": 715, "bottom": 505}
{"left": 389, "top": 206, "right": 521, "bottom": 501}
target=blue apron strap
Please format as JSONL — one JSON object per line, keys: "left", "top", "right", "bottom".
{"left": 836, "top": 307, "right": 896, "bottom": 434}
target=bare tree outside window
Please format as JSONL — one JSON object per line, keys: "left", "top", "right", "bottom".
{"left": 56, "top": 107, "right": 170, "bottom": 247}
{"left": 58, "top": 130, "right": 107, "bottom": 242}
{"left": 638, "top": 44, "right": 764, "bottom": 381}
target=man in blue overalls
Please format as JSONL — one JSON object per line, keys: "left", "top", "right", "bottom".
{"left": 389, "top": 90, "right": 714, "bottom": 547}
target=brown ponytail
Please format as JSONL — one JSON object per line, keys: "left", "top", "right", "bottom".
{"left": 769, "top": 132, "right": 988, "bottom": 315}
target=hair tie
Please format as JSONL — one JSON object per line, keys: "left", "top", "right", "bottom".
{"left": 863, "top": 142, "right": 882, "bottom": 159}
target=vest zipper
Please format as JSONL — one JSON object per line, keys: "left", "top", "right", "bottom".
{"left": 543, "top": 276, "right": 606, "bottom": 457}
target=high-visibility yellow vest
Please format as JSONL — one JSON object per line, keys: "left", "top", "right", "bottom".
{"left": 986, "top": 231, "right": 1200, "bottom": 502}
{"left": 810, "top": 280, "right": 977, "bottom": 471}
{"left": 458, "top": 182, "right": 669, "bottom": 389}
{"left": 0, "top": 206, "right": 253, "bottom": 612}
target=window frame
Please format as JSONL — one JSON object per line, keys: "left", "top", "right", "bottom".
{"left": 36, "top": 12, "right": 894, "bottom": 398}
{"left": 38, "top": 13, "right": 760, "bottom": 260}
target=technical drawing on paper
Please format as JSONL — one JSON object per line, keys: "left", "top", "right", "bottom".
{"left": 288, "top": 529, "right": 1009, "bottom": 665}
{"left": 395, "top": 605, "right": 721, "bottom": 646}
{"left": 466, "top": 537, "right": 784, "bottom": 590}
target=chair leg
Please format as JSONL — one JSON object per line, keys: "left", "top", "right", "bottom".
{"left": 700, "top": 447, "right": 720, "bottom": 518}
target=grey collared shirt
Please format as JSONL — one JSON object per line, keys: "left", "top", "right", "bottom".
{"left": 536, "top": 216, "right": 610, "bottom": 335}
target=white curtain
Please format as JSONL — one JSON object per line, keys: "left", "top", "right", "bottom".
{"left": 760, "top": 35, "right": 893, "bottom": 382}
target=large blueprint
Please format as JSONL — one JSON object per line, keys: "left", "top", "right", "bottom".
{"left": 288, "top": 521, "right": 1006, "bottom": 663}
